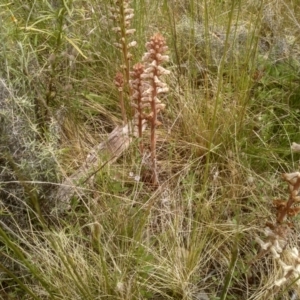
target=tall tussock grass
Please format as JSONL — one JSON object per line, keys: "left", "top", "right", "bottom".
{"left": 1, "top": 0, "right": 300, "bottom": 299}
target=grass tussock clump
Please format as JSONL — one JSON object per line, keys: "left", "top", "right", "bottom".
{"left": 2, "top": 0, "right": 300, "bottom": 300}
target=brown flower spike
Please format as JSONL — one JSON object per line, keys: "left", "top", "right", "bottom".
{"left": 111, "top": 0, "right": 137, "bottom": 122}
{"left": 130, "top": 63, "right": 147, "bottom": 153}
{"left": 111, "top": 0, "right": 136, "bottom": 83}
{"left": 255, "top": 171, "right": 300, "bottom": 288}
{"left": 141, "top": 33, "right": 170, "bottom": 185}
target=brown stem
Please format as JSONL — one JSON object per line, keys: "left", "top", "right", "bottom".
{"left": 114, "top": 72, "right": 126, "bottom": 124}
{"left": 277, "top": 176, "right": 300, "bottom": 223}
{"left": 138, "top": 116, "right": 143, "bottom": 154}
{"left": 277, "top": 195, "right": 295, "bottom": 224}
{"left": 119, "top": 89, "right": 127, "bottom": 124}
{"left": 118, "top": 1, "right": 130, "bottom": 85}
{"left": 150, "top": 78, "right": 158, "bottom": 186}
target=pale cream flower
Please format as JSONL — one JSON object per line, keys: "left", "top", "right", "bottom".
{"left": 275, "top": 277, "right": 287, "bottom": 286}
{"left": 291, "top": 142, "right": 300, "bottom": 152}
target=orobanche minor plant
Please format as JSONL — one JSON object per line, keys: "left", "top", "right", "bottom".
{"left": 254, "top": 159, "right": 300, "bottom": 290}
{"left": 111, "top": 0, "right": 170, "bottom": 186}
{"left": 131, "top": 33, "right": 170, "bottom": 185}
{"left": 111, "top": 0, "right": 137, "bottom": 124}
